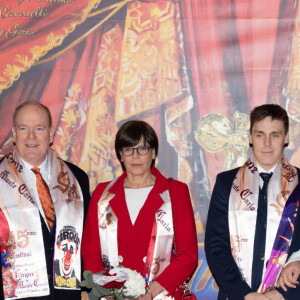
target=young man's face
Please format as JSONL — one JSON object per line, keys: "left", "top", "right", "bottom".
{"left": 249, "top": 116, "right": 289, "bottom": 170}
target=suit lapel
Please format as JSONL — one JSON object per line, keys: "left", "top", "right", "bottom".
{"left": 108, "top": 183, "right": 165, "bottom": 229}
{"left": 109, "top": 187, "right": 133, "bottom": 228}
{"left": 134, "top": 185, "right": 164, "bottom": 228}
{"left": 107, "top": 168, "right": 168, "bottom": 232}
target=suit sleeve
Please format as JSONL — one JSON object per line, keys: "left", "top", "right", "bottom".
{"left": 205, "top": 172, "right": 253, "bottom": 300}
{"left": 81, "top": 183, "right": 108, "bottom": 273}
{"left": 155, "top": 181, "right": 198, "bottom": 295}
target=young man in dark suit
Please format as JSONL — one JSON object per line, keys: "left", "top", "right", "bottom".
{"left": 0, "top": 101, "right": 90, "bottom": 300}
{"left": 205, "top": 104, "right": 300, "bottom": 300}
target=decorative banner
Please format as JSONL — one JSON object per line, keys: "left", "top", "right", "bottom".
{"left": 0, "top": 0, "right": 101, "bottom": 93}
{"left": 191, "top": 247, "right": 218, "bottom": 300}
{"left": 1, "top": 0, "right": 300, "bottom": 299}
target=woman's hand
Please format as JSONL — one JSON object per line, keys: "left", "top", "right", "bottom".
{"left": 138, "top": 281, "right": 164, "bottom": 300}
{"left": 138, "top": 293, "right": 153, "bottom": 300}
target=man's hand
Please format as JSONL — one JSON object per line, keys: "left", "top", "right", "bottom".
{"left": 264, "top": 289, "right": 285, "bottom": 300}
{"left": 277, "top": 261, "right": 300, "bottom": 291}
{"left": 243, "top": 292, "right": 271, "bottom": 299}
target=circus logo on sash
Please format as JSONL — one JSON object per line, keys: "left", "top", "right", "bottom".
{"left": 55, "top": 226, "right": 80, "bottom": 289}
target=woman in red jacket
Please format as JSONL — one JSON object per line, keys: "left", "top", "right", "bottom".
{"left": 82, "top": 120, "right": 198, "bottom": 300}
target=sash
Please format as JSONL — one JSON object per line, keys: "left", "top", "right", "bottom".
{"left": 0, "top": 149, "right": 84, "bottom": 299}
{"left": 228, "top": 153, "right": 299, "bottom": 293}
{"left": 98, "top": 177, "right": 174, "bottom": 300}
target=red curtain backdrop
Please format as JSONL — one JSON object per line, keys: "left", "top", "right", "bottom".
{"left": 0, "top": 0, "right": 100, "bottom": 92}
{"left": 0, "top": 1, "right": 299, "bottom": 299}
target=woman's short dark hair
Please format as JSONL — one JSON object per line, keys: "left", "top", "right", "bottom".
{"left": 250, "top": 104, "right": 289, "bottom": 133}
{"left": 115, "top": 120, "right": 159, "bottom": 171}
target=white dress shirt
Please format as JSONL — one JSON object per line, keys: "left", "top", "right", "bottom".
{"left": 256, "top": 164, "right": 277, "bottom": 189}
{"left": 20, "top": 156, "right": 52, "bottom": 230}
{"left": 125, "top": 186, "right": 153, "bottom": 225}
{"left": 256, "top": 163, "right": 300, "bottom": 270}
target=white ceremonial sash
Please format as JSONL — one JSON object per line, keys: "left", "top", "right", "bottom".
{"left": 48, "top": 150, "right": 84, "bottom": 291}
{"left": 0, "top": 150, "right": 84, "bottom": 299}
{"left": 147, "top": 189, "right": 174, "bottom": 300}
{"left": 97, "top": 178, "right": 119, "bottom": 269}
{"left": 228, "top": 153, "right": 298, "bottom": 289}
{"left": 97, "top": 178, "right": 174, "bottom": 300}
{"left": 0, "top": 152, "right": 50, "bottom": 299}
{"left": 147, "top": 189, "right": 174, "bottom": 284}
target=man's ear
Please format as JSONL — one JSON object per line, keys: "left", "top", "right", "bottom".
{"left": 49, "top": 127, "right": 54, "bottom": 145}
{"left": 12, "top": 127, "right": 16, "bottom": 144}
{"left": 284, "top": 132, "right": 289, "bottom": 147}
{"left": 249, "top": 133, "right": 253, "bottom": 147}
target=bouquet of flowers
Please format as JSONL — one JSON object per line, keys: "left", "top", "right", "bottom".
{"left": 80, "top": 266, "right": 146, "bottom": 300}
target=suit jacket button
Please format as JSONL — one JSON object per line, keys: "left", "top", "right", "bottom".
{"left": 261, "top": 223, "right": 266, "bottom": 229}
{"left": 259, "top": 254, "right": 264, "bottom": 260}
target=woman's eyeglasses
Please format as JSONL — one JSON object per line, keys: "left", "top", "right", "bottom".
{"left": 121, "top": 146, "right": 151, "bottom": 157}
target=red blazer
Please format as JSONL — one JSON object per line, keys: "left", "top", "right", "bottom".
{"left": 82, "top": 167, "right": 198, "bottom": 298}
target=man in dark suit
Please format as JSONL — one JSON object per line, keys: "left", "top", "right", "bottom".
{"left": 205, "top": 104, "right": 300, "bottom": 300}
{"left": 0, "top": 101, "right": 90, "bottom": 300}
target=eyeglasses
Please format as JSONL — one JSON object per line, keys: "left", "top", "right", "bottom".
{"left": 121, "top": 145, "right": 151, "bottom": 157}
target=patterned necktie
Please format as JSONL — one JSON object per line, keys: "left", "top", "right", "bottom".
{"left": 260, "top": 172, "right": 273, "bottom": 198}
{"left": 32, "top": 167, "right": 55, "bottom": 230}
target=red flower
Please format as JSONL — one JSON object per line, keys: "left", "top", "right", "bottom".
{"left": 103, "top": 280, "right": 126, "bottom": 289}
{"left": 103, "top": 270, "right": 113, "bottom": 276}
{"left": 101, "top": 270, "right": 126, "bottom": 289}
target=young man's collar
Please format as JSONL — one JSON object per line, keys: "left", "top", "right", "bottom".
{"left": 256, "top": 163, "right": 277, "bottom": 174}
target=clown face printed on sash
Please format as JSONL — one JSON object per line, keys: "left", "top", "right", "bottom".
{"left": 59, "top": 239, "right": 77, "bottom": 278}
{"left": 54, "top": 226, "right": 80, "bottom": 289}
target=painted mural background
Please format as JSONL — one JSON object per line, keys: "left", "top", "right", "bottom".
{"left": 1, "top": 0, "right": 300, "bottom": 298}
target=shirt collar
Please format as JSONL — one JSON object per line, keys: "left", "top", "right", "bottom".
{"left": 19, "top": 156, "right": 49, "bottom": 174}
{"left": 256, "top": 163, "right": 277, "bottom": 174}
